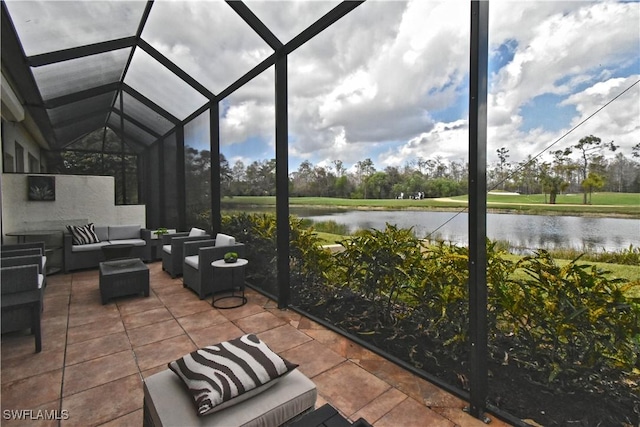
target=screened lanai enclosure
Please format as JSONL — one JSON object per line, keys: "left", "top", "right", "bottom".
{"left": 3, "top": 1, "right": 637, "bottom": 426}
{"left": 1, "top": 0, "right": 495, "bottom": 421}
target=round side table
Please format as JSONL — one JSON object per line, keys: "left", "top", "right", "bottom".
{"left": 211, "top": 258, "right": 248, "bottom": 309}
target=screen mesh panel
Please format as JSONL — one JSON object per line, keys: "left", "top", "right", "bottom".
{"left": 108, "top": 112, "right": 158, "bottom": 148}
{"left": 124, "top": 49, "right": 208, "bottom": 120}
{"left": 47, "top": 93, "right": 115, "bottom": 126}
{"left": 65, "top": 128, "right": 134, "bottom": 154}
{"left": 4, "top": 0, "right": 146, "bottom": 56}
{"left": 32, "top": 48, "right": 131, "bottom": 101}
{"left": 144, "top": 142, "right": 162, "bottom": 228}
{"left": 142, "top": 0, "right": 273, "bottom": 94}
{"left": 184, "top": 111, "right": 211, "bottom": 230}
{"left": 245, "top": 1, "right": 340, "bottom": 44}
{"left": 162, "top": 132, "right": 180, "bottom": 229}
{"left": 115, "top": 92, "right": 175, "bottom": 136}
{"left": 54, "top": 115, "right": 109, "bottom": 147}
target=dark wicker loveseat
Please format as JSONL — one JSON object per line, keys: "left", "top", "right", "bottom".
{"left": 64, "top": 224, "right": 152, "bottom": 272}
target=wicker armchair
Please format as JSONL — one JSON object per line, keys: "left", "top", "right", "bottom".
{"left": 161, "top": 229, "right": 211, "bottom": 278}
{"left": 2, "top": 241, "right": 46, "bottom": 254}
{"left": 1, "top": 263, "right": 44, "bottom": 353}
{"left": 1, "top": 253, "right": 46, "bottom": 288}
{"left": 182, "top": 235, "right": 246, "bottom": 299}
{"left": 2, "top": 242, "right": 47, "bottom": 272}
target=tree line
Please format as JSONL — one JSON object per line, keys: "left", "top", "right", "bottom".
{"left": 184, "top": 135, "right": 639, "bottom": 204}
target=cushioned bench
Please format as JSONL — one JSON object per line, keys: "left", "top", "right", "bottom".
{"left": 143, "top": 369, "right": 317, "bottom": 427}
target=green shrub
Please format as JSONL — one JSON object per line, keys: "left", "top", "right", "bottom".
{"left": 412, "top": 242, "right": 469, "bottom": 350}
{"left": 223, "top": 212, "right": 278, "bottom": 293}
{"left": 224, "top": 216, "right": 639, "bottom": 397}
{"left": 289, "top": 216, "right": 334, "bottom": 283}
{"left": 334, "top": 224, "right": 426, "bottom": 325}
{"left": 504, "top": 250, "right": 640, "bottom": 382}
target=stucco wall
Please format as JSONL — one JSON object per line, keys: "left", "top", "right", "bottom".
{"left": 1, "top": 173, "right": 146, "bottom": 237}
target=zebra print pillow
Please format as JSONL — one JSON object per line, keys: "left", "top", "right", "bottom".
{"left": 66, "top": 223, "right": 100, "bottom": 245}
{"left": 168, "top": 334, "right": 298, "bottom": 416}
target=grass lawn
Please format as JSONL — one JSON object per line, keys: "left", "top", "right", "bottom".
{"left": 502, "top": 254, "right": 640, "bottom": 282}
{"left": 223, "top": 193, "right": 640, "bottom": 217}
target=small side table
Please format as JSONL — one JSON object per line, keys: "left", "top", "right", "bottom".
{"left": 211, "top": 258, "right": 248, "bottom": 309}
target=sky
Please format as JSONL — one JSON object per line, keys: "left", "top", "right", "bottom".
{"left": 203, "top": 0, "right": 639, "bottom": 172}
{"left": 9, "top": 0, "right": 639, "bottom": 173}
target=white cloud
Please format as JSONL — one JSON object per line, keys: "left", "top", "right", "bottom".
{"left": 287, "top": 1, "right": 470, "bottom": 164}
{"left": 481, "top": 1, "right": 640, "bottom": 165}
{"left": 132, "top": 0, "right": 640, "bottom": 169}
{"left": 489, "top": 2, "right": 638, "bottom": 108}
{"left": 10, "top": 0, "right": 637, "bottom": 171}
{"left": 383, "top": 120, "right": 469, "bottom": 168}
{"left": 142, "top": 0, "right": 274, "bottom": 94}
{"left": 561, "top": 76, "right": 640, "bottom": 146}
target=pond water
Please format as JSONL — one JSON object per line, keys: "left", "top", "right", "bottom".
{"left": 297, "top": 208, "right": 639, "bottom": 252}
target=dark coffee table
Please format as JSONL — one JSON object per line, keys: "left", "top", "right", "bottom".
{"left": 99, "top": 258, "right": 149, "bottom": 304}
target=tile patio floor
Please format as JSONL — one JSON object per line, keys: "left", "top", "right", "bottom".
{"left": 1, "top": 262, "right": 512, "bottom": 427}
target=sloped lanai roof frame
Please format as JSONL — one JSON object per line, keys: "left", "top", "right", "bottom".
{"left": 1, "top": 0, "right": 494, "bottom": 423}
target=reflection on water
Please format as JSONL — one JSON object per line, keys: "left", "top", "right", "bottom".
{"left": 223, "top": 205, "right": 639, "bottom": 252}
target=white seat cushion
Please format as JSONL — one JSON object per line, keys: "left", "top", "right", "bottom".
{"left": 38, "top": 274, "right": 44, "bottom": 289}
{"left": 215, "top": 233, "right": 235, "bottom": 247}
{"left": 144, "top": 368, "right": 316, "bottom": 427}
{"left": 189, "top": 227, "right": 207, "bottom": 237}
{"left": 71, "top": 242, "right": 110, "bottom": 252}
{"left": 109, "top": 238, "right": 146, "bottom": 247}
{"left": 162, "top": 245, "right": 172, "bottom": 254}
{"left": 42, "top": 255, "right": 47, "bottom": 270}
{"left": 184, "top": 255, "right": 199, "bottom": 269}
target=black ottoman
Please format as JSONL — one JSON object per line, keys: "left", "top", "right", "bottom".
{"left": 99, "top": 259, "right": 149, "bottom": 304}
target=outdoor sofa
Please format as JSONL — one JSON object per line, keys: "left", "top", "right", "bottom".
{"left": 64, "top": 224, "right": 152, "bottom": 272}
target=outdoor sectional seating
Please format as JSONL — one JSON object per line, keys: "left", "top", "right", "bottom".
{"left": 64, "top": 224, "right": 152, "bottom": 273}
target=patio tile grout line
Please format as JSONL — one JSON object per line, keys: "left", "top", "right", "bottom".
{"left": 57, "top": 275, "right": 73, "bottom": 427}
